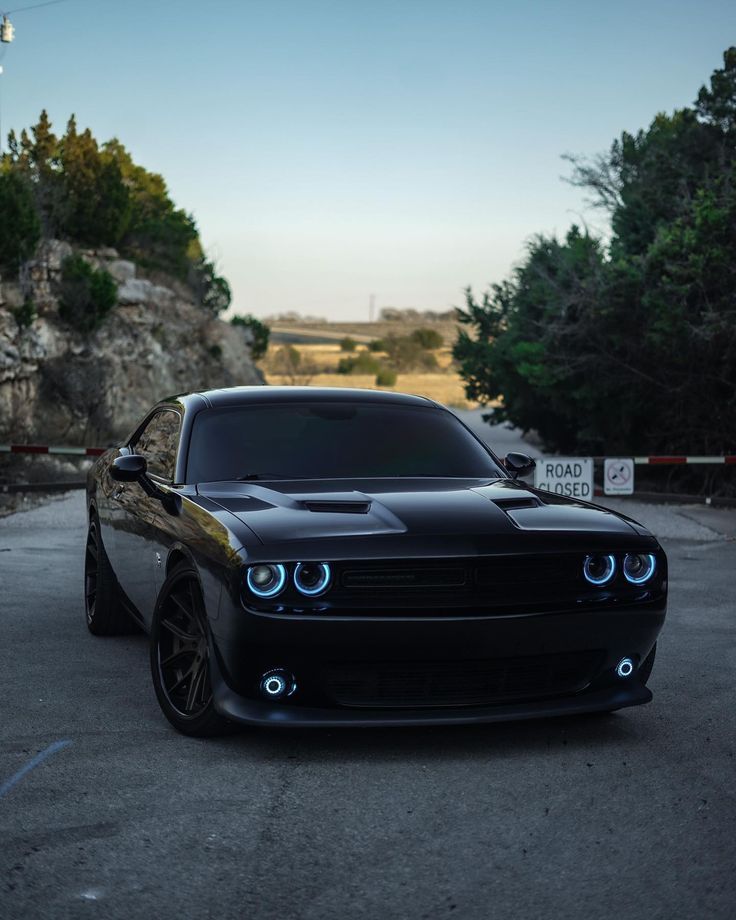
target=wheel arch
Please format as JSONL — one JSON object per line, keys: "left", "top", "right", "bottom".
{"left": 162, "top": 546, "right": 224, "bottom": 626}
{"left": 166, "top": 545, "right": 197, "bottom": 578}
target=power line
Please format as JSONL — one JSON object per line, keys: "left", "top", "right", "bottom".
{"left": 0, "top": 0, "right": 80, "bottom": 156}
{"left": 2, "top": 0, "right": 72, "bottom": 15}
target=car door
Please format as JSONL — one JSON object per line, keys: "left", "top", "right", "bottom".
{"left": 114, "top": 408, "right": 182, "bottom": 619}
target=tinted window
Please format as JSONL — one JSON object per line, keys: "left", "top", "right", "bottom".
{"left": 186, "top": 402, "right": 504, "bottom": 482}
{"left": 134, "top": 410, "right": 181, "bottom": 480}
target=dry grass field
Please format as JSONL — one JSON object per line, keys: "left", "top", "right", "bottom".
{"left": 262, "top": 334, "right": 480, "bottom": 409}
{"left": 269, "top": 319, "right": 461, "bottom": 344}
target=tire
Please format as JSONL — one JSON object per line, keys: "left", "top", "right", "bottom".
{"left": 638, "top": 642, "right": 657, "bottom": 685}
{"left": 149, "top": 563, "right": 235, "bottom": 737}
{"left": 85, "top": 514, "right": 134, "bottom": 636}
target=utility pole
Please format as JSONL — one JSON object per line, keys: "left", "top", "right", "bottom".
{"left": 369, "top": 293, "right": 376, "bottom": 323}
{"left": 0, "top": 15, "right": 15, "bottom": 159}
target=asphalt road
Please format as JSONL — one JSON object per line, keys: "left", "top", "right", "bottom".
{"left": 450, "top": 408, "right": 536, "bottom": 457}
{"left": 1, "top": 491, "right": 735, "bottom": 920}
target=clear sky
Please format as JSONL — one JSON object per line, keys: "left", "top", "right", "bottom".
{"left": 0, "top": 0, "right": 734, "bottom": 319}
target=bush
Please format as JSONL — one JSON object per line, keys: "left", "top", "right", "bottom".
{"left": 190, "top": 258, "right": 231, "bottom": 314}
{"left": 269, "top": 344, "right": 317, "bottom": 384}
{"left": 231, "top": 314, "right": 270, "bottom": 360}
{"left": 375, "top": 367, "right": 397, "bottom": 386}
{"left": 12, "top": 299, "right": 38, "bottom": 329}
{"left": 410, "top": 327, "right": 444, "bottom": 349}
{"left": 382, "top": 334, "right": 439, "bottom": 371}
{"left": 368, "top": 339, "right": 385, "bottom": 352}
{"left": 339, "top": 336, "right": 358, "bottom": 352}
{"left": 58, "top": 254, "right": 117, "bottom": 333}
{"left": 0, "top": 172, "right": 41, "bottom": 272}
{"left": 337, "top": 352, "right": 382, "bottom": 375}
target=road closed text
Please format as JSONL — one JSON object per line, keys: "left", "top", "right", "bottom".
{"left": 534, "top": 458, "right": 594, "bottom": 499}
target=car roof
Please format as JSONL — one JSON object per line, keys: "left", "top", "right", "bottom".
{"left": 179, "top": 386, "right": 439, "bottom": 409}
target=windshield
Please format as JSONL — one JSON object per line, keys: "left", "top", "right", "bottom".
{"left": 186, "top": 402, "right": 505, "bottom": 483}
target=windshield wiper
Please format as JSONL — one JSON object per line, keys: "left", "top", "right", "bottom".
{"left": 236, "top": 472, "right": 303, "bottom": 481}
{"left": 391, "top": 473, "right": 494, "bottom": 478}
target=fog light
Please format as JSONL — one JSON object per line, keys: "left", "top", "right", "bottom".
{"left": 616, "top": 657, "right": 635, "bottom": 678}
{"left": 260, "top": 668, "right": 296, "bottom": 700}
{"left": 246, "top": 563, "right": 287, "bottom": 598}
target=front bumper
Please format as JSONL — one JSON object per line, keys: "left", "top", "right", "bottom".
{"left": 210, "top": 648, "right": 652, "bottom": 727}
{"left": 208, "top": 595, "right": 665, "bottom": 728}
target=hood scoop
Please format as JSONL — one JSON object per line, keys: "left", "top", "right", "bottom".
{"left": 493, "top": 496, "right": 542, "bottom": 511}
{"left": 302, "top": 500, "right": 372, "bottom": 514}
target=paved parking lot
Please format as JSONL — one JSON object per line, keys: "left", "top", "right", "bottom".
{"left": 1, "top": 491, "right": 734, "bottom": 919}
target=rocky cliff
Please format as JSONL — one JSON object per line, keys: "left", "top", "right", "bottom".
{"left": 0, "top": 241, "right": 263, "bottom": 446}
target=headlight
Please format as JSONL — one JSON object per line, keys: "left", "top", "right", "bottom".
{"left": 294, "top": 562, "right": 331, "bottom": 596}
{"left": 583, "top": 554, "right": 616, "bottom": 585}
{"left": 623, "top": 553, "right": 656, "bottom": 584}
{"left": 246, "top": 563, "right": 287, "bottom": 598}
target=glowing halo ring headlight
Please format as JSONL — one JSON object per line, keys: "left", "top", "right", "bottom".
{"left": 294, "top": 562, "right": 332, "bottom": 597}
{"left": 246, "top": 563, "right": 287, "bottom": 598}
{"left": 583, "top": 554, "right": 616, "bottom": 586}
{"left": 623, "top": 553, "right": 656, "bottom": 584}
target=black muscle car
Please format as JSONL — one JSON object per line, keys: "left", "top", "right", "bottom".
{"left": 85, "top": 386, "right": 666, "bottom": 736}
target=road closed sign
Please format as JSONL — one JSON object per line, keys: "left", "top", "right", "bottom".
{"left": 604, "top": 458, "right": 635, "bottom": 495}
{"left": 534, "top": 458, "right": 594, "bottom": 499}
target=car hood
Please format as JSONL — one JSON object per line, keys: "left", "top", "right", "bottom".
{"left": 198, "top": 477, "right": 641, "bottom": 545}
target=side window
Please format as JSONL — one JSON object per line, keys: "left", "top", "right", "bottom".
{"left": 133, "top": 410, "right": 181, "bottom": 481}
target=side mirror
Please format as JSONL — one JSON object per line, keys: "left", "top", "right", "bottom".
{"left": 110, "top": 453, "right": 180, "bottom": 515}
{"left": 111, "top": 454, "right": 148, "bottom": 482}
{"left": 504, "top": 452, "right": 536, "bottom": 479}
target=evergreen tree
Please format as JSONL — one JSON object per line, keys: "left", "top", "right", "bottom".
{"left": 1, "top": 111, "right": 231, "bottom": 311}
{"left": 0, "top": 171, "right": 41, "bottom": 271}
{"left": 454, "top": 48, "right": 736, "bottom": 456}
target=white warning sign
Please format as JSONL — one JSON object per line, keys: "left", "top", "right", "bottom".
{"left": 604, "top": 458, "right": 634, "bottom": 495}
{"left": 534, "top": 458, "right": 594, "bottom": 500}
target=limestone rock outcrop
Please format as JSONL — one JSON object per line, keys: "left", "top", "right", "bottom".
{"left": 0, "top": 242, "right": 263, "bottom": 446}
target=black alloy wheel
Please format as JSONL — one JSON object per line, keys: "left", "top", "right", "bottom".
{"left": 84, "top": 524, "right": 99, "bottom": 623}
{"left": 150, "top": 564, "right": 233, "bottom": 736}
{"left": 85, "top": 515, "right": 131, "bottom": 636}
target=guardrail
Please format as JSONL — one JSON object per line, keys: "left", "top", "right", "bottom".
{"left": 594, "top": 455, "right": 736, "bottom": 465}
{"left": 0, "top": 444, "right": 105, "bottom": 456}
{"left": 0, "top": 444, "right": 102, "bottom": 494}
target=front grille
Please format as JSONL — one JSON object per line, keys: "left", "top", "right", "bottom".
{"left": 330, "top": 554, "right": 585, "bottom": 614}
{"left": 476, "top": 556, "right": 579, "bottom": 587}
{"left": 342, "top": 567, "right": 467, "bottom": 589}
{"left": 323, "top": 651, "right": 601, "bottom": 709}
